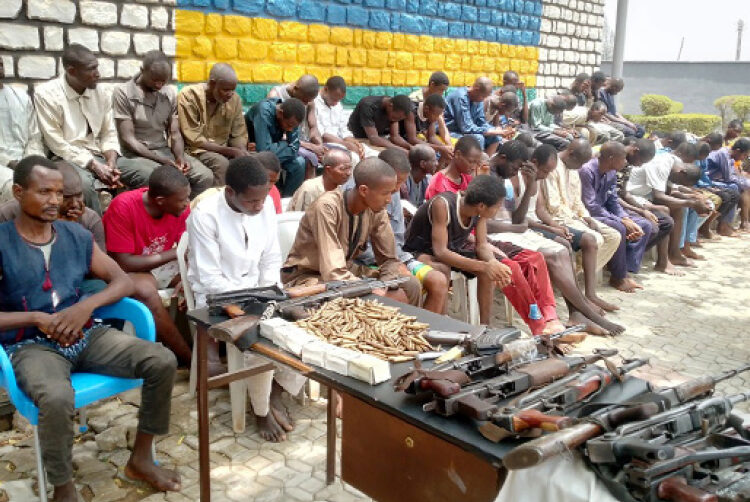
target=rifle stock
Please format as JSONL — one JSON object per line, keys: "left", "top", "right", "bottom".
{"left": 503, "top": 401, "right": 662, "bottom": 470}
{"left": 207, "top": 314, "right": 260, "bottom": 351}
{"left": 656, "top": 477, "right": 718, "bottom": 502}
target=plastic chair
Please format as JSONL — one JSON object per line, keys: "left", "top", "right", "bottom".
{"left": 176, "top": 232, "right": 253, "bottom": 434}
{"left": 0, "top": 298, "right": 155, "bottom": 502}
{"left": 277, "top": 211, "right": 305, "bottom": 261}
{"left": 450, "top": 271, "right": 515, "bottom": 327}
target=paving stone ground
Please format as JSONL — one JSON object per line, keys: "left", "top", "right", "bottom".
{"left": 0, "top": 235, "right": 748, "bottom": 501}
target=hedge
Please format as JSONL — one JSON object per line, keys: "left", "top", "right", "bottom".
{"left": 640, "top": 95, "right": 673, "bottom": 116}
{"left": 625, "top": 114, "right": 722, "bottom": 136}
{"left": 714, "top": 95, "right": 750, "bottom": 128}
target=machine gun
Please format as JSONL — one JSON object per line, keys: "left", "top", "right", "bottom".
{"left": 478, "top": 357, "right": 650, "bottom": 442}
{"left": 206, "top": 277, "right": 410, "bottom": 351}
{"left": 422, "top": 348, "right": 619, "bottom": 419}
{"left": 586, "top": 392, "right": 750, "bottom": 466}
{"left": 502, "top": 363, "right": 750, "bottom": 470}
{"left": 394, "top": 325, "right": 587, "bottom": 395}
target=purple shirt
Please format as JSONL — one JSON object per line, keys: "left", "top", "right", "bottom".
{"left": 706, "top": 148, "right": 740, "bottom": 185}
{"left": 579, "top": 158, "right": 627, "bottom": 219}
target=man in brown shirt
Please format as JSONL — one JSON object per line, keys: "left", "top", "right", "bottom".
{"left": 114, "top": 51, "right": 212, "bottom": 196}
{"left": 177, "top": 63, "right": 249, "bottom": 186}
{"left": 282, "top": 157, "right": 420, "bottom": 305}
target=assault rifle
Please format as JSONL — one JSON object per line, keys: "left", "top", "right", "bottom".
{"left": 627, "top": 432, "right": 750, "bottom": 502}
{"left": 206, "top": 277, "right": 410, "bottom": 351}
{"left": 395, "top": 325, "right": 587, "bottom": 395}
{"left": 422, "top": 348, "right": 619, "bottom": 419}
{"left": 502, "top": 363, "right": 750, "bottom": 470}
{"left": 478, "top": 357, "right": 650, "bottom": 442}
{"left": 586, "top": 392, "right": 750, "bottom": 466}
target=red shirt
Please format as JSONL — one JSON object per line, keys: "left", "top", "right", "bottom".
{"left": 102, "top": 187, "right": 189, "bottom": 255}
{"left": 269, "top": 184, "right": 282, "bottom": 214}
{"left": 424, "top": 171, "right": 472, "bottom": 200}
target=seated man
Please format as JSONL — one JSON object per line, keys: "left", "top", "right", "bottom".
{"left": 483, "top": 90, "right": 519, "bottom": 134}
{"left": 248, "top": 97, "right": 307, "bottom": 197}
{"left": 403, "top": 175, "right": 559, "bottom": 334}
{"left": 707, "top": 137, "right": 750, "bottom": 232}
{"left": 282, "top": 158, "right": 421, "bottom": 306}
{"left": 113, "top": 50, "right": 212, "bottom": 197}
{"left": 101, "top": 166, "right": 194, "bottom": 368}
{"left": 401, "top": 144, "right": 438, "bottom": 208}
{"left": 587, "top": 102, "right": 624, "bottom": 144}
{"left": 424, "top": 136, "right": 478, "bottom": 200}
{"left": 0, "top": 160, "right": 105, "bottom": 251}
{"left": 0, "top": 156, "right": 180, "bottom": 501}
{"left": 268, "top": 74, "right": 323, "bottom": 178}
{"left": 579, "top": 141, "right": 653, "bottom": 293}
{"left": 699, "top": 133, "right": 739, "bottom": 237}
{"left": 315, "top": 76, "right": 366, "bottom": 163}
{"left": 626, "top": 141, "right": 711, "bottom": 272}
{"left": 489, "top": 142, "right": 623, "bottom": 336}
{"left": 34, "top": 44, "right": 122, "bottom": 214}
{"left": 409, "top": 71, "right": 453, "bottom": 159}
{"left": 559, "top": 91, "right": 592, "bottom": 142}
{"left": 401, "top": 94, "right": 452, "bottom": 158}
{"left": 347, "top": 94, "right": 413, "bottom": 152}
{"left": 348, "top": 149, "right": 449, "bottom": 314}
{"left": 597, "top": 78, "right": 645, "bottom": 138}
{"left": 290, "top": 148, "right": 352, "bottom": 212}
{"left": 570, "top": 73, "right": 593, "bottom": 108}
{"left": 590, "top": 71, "right": 607, "bottom": 99}
{"left": 444, "top": 77, "right": 506, "bottom": 155}
{"left": 502, "top": 70, "right": 529, "bottom": 125}
{"left": 0, "top": 57, "right": 45, "bottom": 203}
{"left": 528, "top": 94, "right": 574, "bottom": 150}
{"left": 178, "top": 63, "right": 250, "bottom": 186}
{"left": 537, "top": 139, "right": 622, "bottom": 312}
{"left": 723, "top": 119, "right": 744, "bottom": 147}
{"left": 188, "top": 157, "right": 302, "bottom": 441}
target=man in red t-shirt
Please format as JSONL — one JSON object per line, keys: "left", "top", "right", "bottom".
{"left": 102, "top": 166, "right": 194, "bottom": 367}
{"left": 424, "top": 136, "right": 478, "bottom": 201}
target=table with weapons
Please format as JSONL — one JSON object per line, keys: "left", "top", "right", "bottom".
{"left": 188, "top": 278, "right": 750, "bottom": 502}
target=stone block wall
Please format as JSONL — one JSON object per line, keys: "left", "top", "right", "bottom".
{"left": 536, "top": 0, "right": 604, "bottom": 97}
{"left": 0, "top": 0, "right": 176, "bottom": 92}
{"left": 0, "top": 0, "right": 605, "bottom": 103}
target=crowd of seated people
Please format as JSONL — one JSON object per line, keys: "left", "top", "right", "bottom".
{"left": 4, "top": 41, "right": 750, "bottom": 500}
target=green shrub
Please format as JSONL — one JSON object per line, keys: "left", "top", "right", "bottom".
{"left": 714, "top": 95, "right": 746, "bottom": 128}
{"left": 625, "top": 114, "right": 721, "bottom": 137}
{"left": 731, "top": 96, "right": 750, "bottom": 123}
{"left": 668, "top": 100, "right": 684, "bottom": 114}
{"left": 640, "top": 94, "right": 673, "bottom": 116}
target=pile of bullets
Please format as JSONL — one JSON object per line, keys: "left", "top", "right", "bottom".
{"left": 296, "top": 297, "right": 433, "bottom": 362}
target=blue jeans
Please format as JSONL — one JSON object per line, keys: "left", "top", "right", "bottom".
{"left": 680, "top": 209, "right": 709, "bottom": 248}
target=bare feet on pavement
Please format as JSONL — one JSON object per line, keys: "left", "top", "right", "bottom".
{"left": 655, "top": 261, "right": 685, "bottom": 276}
{"left": 53, "top": 482, "right": 79, "bottom": 502}
{"left": 256, "top": 412, "right": 287, "bottom": 442}
{"left": 586, "top": 294, "right": 620, "bottom": 312}
{"left": 270, "top": 381, "right": 294, "bottom": 432}
{"left": 125, "top": 458, "right": 181, "bottom": 492}
{"left": 568, "top": 311, "right": 609, "bottom": 336}
{"left": 610, "top": 276, "right": 643, "bottom": 293}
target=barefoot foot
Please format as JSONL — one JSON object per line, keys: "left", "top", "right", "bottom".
{"left": 270, "top": 382, "right": 294, "bottom": 432}
{"left": 586, "top": 294, "right": 620, "bottom": 312}
{"left": 52, "top": 482, "right": 79, "bottom": 502}
{"left": 655, "top": 261, "right": 685, "bottom": 276}
{"left": 567, "top": 311, "right": 609, "bottom": 337}
{"left": 125, "top": 459, "right": 181, "bottom": 492}
{"left": 681, "top": 248, "right": 705, "bottom": 260}
{"left": 609, "top": 276, "right": 642, "bottom": 293}
{"left": 256, "top": 412, "right": 287, "bottom": 442}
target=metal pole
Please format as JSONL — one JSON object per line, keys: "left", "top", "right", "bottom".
{"left": 612, "top": 0, "right": 629, "bottom": 79}
{"left": 737, "top": 20, "right": 744, "bottom": 61}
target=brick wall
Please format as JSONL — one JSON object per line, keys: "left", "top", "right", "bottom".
{"left": 536, "top": 0, "right": 604, "bottom": 97}
{"left": 0, "top": 0, "right": 176, "bottom": 92}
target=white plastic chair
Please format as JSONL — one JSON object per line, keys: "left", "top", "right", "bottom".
{"left": 281, "top": 197, "right": 293, "bottom": 212}
{"left": 450, "top": 271, "right": 515, "bottom": 327}
{"left": 176, "top": 232, "right": 250, "bottom": 433}
{"left": 277, "top": 211, "right": 305, "bottom": 261}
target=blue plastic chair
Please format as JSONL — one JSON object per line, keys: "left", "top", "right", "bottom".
{"left": 0, "top": 298, "right": 156, "bottom": 501}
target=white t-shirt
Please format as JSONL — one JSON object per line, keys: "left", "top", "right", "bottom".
{"left": 626, "top": 153, "right": 677, "bottom": 201}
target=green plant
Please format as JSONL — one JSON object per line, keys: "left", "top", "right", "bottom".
{"left": 668, "top": 100, "right": 684, "bottom": 114}
{"left": 625, "top": 114, "right": 722, "bottom": 137}
{"left": 731, "top": 96, "right": 750, "bottom": 123}
{"left": 714, "top": 95, "right": 743, "bottom": 128}
{"left": 640, "top": 94, "right": 673, "bottom": 116}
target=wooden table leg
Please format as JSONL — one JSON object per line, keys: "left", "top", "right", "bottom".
{"left": 197, "top": 325, "right": 211, "bottom": 502}
{"left": 326, "top": 386, "right": 336, "bottom": 485}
